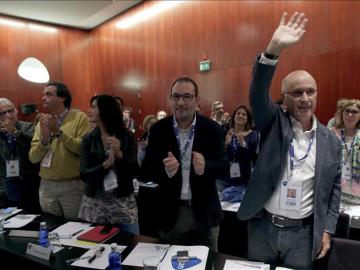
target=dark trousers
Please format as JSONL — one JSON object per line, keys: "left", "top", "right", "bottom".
{"left": 159, "top": 206, "right": 219, "bottom": 252}
{"left": 248, "top": 216, "right": 313, "bottom": 270}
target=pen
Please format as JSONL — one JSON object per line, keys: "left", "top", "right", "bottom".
{"left": 88, "top": 246, "right": 105, "bottom": 264}
{"left": 71, "top": 229, "right": 84, "bottom": 237}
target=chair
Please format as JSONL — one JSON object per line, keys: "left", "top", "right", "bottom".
{"left": 323, "top": 237, "right": 360, "bottom": 270}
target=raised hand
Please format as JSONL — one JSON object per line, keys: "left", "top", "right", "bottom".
{"left": 163, "top": 151, "right": 179, "bottom": 178}
{"left": 266, "top": 12, "right": 308, "bottom": 56}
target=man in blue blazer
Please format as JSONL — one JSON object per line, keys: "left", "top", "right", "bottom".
{"left": 142, "top": 77, "right": 228, "bottom": 252}
{"left": 237, "top": 12, "right": 342, "bottom": 269}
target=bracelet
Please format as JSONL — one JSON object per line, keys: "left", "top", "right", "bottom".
{"left": 264, "top": 52, "right": 279, "bottom": 60}
{"left": 55, "top": 130, "right": 62, "bottom": 138}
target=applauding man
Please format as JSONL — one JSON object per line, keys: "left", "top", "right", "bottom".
{"left": 142, "top": 77, "right": 228, "bottom": 252}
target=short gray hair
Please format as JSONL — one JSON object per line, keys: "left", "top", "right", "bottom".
{"left": 0, "top": 98, "right": 15, "bottom": 108}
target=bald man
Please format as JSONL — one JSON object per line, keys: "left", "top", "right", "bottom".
{"left": 237, "top": 12, "right": 341, "bottom": 269}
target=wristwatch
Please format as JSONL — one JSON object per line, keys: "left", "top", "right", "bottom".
{"left": 264, "top": 52, "right": 279, "bottom": 60}
{"left": 55, "top": 130, "right": 62, "bottom": 138}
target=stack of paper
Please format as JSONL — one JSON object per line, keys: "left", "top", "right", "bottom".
{"left": 51, "top": 222, "right": 95, "bottom": 249}
{"left": 122, "top": 242, "right": 170, "bottom": 267}
{"left": 71, "top": 244, "right": 126, "bottom": 269}
{"left": 223, "top": 259, "right": 270, "bottom": 270}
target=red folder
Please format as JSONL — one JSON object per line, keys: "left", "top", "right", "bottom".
{"left": 76, "top": 226, "right": 120, "bottom": 243}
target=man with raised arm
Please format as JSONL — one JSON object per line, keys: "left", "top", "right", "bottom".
{"left": 237, "top": 12, "right": 341, "bottom": 269}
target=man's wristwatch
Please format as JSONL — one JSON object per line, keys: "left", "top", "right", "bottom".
{"left": 55, "top": 130, "right": 62, "bottom": 138}
{"left": 264, "top": 52, "right": 279, "bottom": 60}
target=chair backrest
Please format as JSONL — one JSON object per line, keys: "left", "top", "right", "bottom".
{"left": 324, "top": 237, "right": 360, "bottom": 270}
{"left": 335, "top": 213, "right": 350, "bottom": 239}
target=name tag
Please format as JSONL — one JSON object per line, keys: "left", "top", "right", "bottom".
{"left": 103, "top": 170, "right": 118, "bottom": 192}
{"left": 230, "top": 162, "right": 241, "bottom": 178}
{"left": 26, "top": 242, "right": 51, "bottom": 261}
{"left": 280, "top": 180, "right": 302, "bottom": 211}
{"left": 342, "top": 163, "right": 352, "bottom": 180}
{"left": 41, "top": 150, "right": 53, "bottom": 168}
{"left": 6, "top": 160, "right": 19, "bottom": 177}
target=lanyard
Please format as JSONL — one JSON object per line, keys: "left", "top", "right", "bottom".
{"left": 230, "top": 135, "right": 238, "bottom": 162}
{"left": 5, "top": 133, "right": 17, "bottom": 158}
{"left": 57, "top": 108, "right": 68, "bottom": 128}
{"left": 289, "top": 130, "right": 315, "bottom": 172}
{"left": 173, "top": 117, "right": 196, "bottom": 159}
{"left": 340, "top": 129, "right": 357, "bottom": 161}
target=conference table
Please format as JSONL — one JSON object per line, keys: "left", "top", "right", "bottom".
{"left": 0, "top": 213, "right": 240, "bottom": 270}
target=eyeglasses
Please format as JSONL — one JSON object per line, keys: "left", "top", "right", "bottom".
{"left": 0, "top": 108, "right": 15, "bottom": 117}
{"left": 170, "top": 93, "right": 195, "bottom": 103}
{"left": 343, "top": 109, "right": 360, "bottom": 116}
{"left": 284, "top": 88, "right": 317, "bottom": 98}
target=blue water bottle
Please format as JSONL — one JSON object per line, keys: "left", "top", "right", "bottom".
{"left": 39, "top": 221, "right": 50, "bottom": 247}
{"left": 108, "top": 243, "right": 122, "bottom": 270}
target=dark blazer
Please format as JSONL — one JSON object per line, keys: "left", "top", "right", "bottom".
{"left": 80, "top": 127, "right": 137, "bottom": 198}
{"left": 141, "top": 114, "right": 228, "bottom": 232}
{"left": 237, "top": 59, "right": 342, "bottom": 260}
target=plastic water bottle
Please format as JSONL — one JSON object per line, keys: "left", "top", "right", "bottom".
{"left": 39, "top": 221, "right": 50, "bottom": 247}
{"left": 108, "top": 243, "right": 122, "bottom": 270}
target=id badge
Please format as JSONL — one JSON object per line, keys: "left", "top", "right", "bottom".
{"left": 41, "top": 150, "right": 53, "bottom": 168}
{"left": 342, "top": 163, "right": 352, "bottom": 180}
{"left": 230, "top": 162, "right": 241, "bottom": 178}
{"left": 103, "top": 170, "right": 118, "bottom": 191}
{"left": 6, "top": 160, "right": 19, "bottom": 177}
{"left": 280, "top": 180, "right": 302, "bottom": 211}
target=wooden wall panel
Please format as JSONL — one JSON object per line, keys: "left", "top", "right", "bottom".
{"left": 89, "top": 0, "right": 360, "bottom": 126}
{"left": 0, "top": 1, "right": 359, "bottom": 127}
{"left": 0, "top": 15, "right": 90, "bottom": 121}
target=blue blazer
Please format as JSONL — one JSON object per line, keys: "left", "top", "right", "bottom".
{"left": 237, "top": 58, "right": 342, "bottom": 260}
{"left": 141, "top": 114, "right": 228, "bottom": 232}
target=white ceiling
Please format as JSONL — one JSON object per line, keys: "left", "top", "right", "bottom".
{"left": 0, "top": 0, "right": 142, "bottom": 30}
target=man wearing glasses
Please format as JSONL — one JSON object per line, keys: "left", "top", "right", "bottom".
{"left": 237, "top": 12, "right": 341, "bottom": 269}
{"left": 0, "top": 98, "right": 40, "bottom": 212}
{"left": 142, "top": 77, "right": 228, "bottom": 252}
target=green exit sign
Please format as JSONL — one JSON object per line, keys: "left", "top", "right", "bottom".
{"left": 199, "top": 60, "right": 211, "bottom": 72}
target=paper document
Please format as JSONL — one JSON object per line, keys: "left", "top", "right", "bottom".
{"left": 51, "top": 221, "right": 92, "bottom": 239}
{"left": 160, "top": 245, "right": 209, "bottom": 270}
{"left": 221, "top": 201, "right": 241, "bottom": 212}
{"left": 71, "top": 243, "right": 126, "bottom": 269}
{"left": 223, "top": 259, "right": 270, "bottom": 270}
{"left": 0, "top": 208, "right": 22, "bottom": 219}
{"left": 50, "top": 221, "right": 95, "bottom": 248}
{"left": 122, "top": 242, "right": 170, "bottom": 267}
{"left": 4, "top": 214, "right": 38, "bottom": 228}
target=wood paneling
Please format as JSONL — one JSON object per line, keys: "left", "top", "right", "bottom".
{"left": 0, "top": 1, "right": 359, "bottom": 126}
{"left": 0, "top": 15, "right": 90, "bottom": 121}
{"left": 89, "top": 0, "right": 360, "bottom": 125}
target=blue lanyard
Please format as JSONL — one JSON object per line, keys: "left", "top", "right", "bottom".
{"left": 289, "top": 130, "right": 315, "bottom": 171}
{"left": 340, "top": 129, "right": 357, "bottom": 159}
{"left": 173, "top": 117, "right": 196, "bottom": 158}
{"left": 4, "top": 133, "right": 17, "bottom": 158}
{"left": 231, "top": 135, "right": 239, "bottom": 162}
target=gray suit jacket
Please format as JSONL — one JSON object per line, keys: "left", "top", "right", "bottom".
{"left": 237, "top": 58, "right": 342, "bottom": 260}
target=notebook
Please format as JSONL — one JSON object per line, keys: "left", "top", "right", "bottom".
{"left": 76, "top": 225, "right": 119, "bottom": 243}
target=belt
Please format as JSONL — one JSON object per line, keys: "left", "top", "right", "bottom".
{"left": 179, "top": 199, "right": 192, "bottom": 207}
{"left": 263, "top": 210, "right": 313, "bottom": 228}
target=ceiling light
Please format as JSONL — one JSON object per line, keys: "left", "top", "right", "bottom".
{"left": 116, "top": 1, "right": 182, "bottom": 29}
{"left": 28, "top": 24, "right": 57, "bottom": 33}
{"left": 18, "top": 57, "right": 50, "bottom": 83}
{"left": 0, "top": 18, "right": 25, "bottom": 28}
